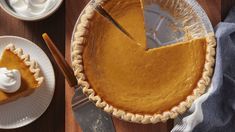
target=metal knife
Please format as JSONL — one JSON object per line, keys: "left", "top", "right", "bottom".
{"left": 42, "top": 33, "right": 115, "bottom": 132}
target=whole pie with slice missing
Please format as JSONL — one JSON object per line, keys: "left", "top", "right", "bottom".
{"left": 71, "top": 0, "right": 216, "bottom": 124}
{"left": 0, "top": 44, "right": 44, "bottom": 104}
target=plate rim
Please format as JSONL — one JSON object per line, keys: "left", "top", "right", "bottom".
{"left": 0, "top": 35, "right": 55, "bottom": 129}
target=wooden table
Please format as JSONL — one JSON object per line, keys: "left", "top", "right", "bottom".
{"left": 65, "top": 0, "right": 223, "bottom": 132}
{"left": 0, "top": 0, "right": 233, "bottom": 131}
{"left": 0, "top": 2, "right": 65, "bottom": 132}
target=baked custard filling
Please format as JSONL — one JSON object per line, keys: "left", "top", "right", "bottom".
{"left": 0, "top": 46, "right": 42, "bottom": 103}
{"left": 102, "top": 0, "right": 147, "bottom": 48}
{"left": 82, "top": 0, "right": 207, "bottom": 114}
{"left": 0, "top": 50, "right": 39, "bottom": 88}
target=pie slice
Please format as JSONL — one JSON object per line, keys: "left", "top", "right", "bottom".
{"left": 0, "top": 44, "right": 44, "bottom": 104}
{"left": 71, "top": 0, "right": 216, "bottom": 124}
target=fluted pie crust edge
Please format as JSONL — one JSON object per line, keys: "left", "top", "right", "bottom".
{"left": 5, "top": 44, "right": 44, "bottom": 86}
{"left": 71, "top": 4, "right": 216, "bottom": 124}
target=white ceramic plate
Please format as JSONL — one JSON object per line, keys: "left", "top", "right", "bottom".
{"left": 0, "top": 36, "right": 55, "bottom": 129}
{"left": 0, "top": 0, "right": 63, "bottom": 21}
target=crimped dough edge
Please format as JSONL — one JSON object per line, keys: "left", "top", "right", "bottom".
{"left": 4, "top": 44, "right": 44, "bottom": 86}
{"left": 71, "top": 3, "right": 216, "bottom": 124}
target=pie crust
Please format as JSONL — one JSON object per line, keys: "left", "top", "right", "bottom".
{"left": 71, "top": 1, "right": 216, "bottom": 124}
{"left": 5, "top": 44, "right": 44, "bottom": 85}
{"left": 0, "top": 44, "right": 44, "bottom": 104}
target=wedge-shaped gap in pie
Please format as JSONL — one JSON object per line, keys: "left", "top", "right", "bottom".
{"left": 72, "top": 0, "right": 216, "bottom": 124}
{"left": 83, "top": 4, "right": 207, "bottom": 114}
{"left": 101, "top": 0, "right": 208, "bottom": 50}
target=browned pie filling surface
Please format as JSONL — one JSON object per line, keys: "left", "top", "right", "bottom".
{"left": 82, "top": 0, "right": 207, "bottom": 114}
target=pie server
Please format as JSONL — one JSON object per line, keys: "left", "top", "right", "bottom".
{"left": 42, "top": 33, "right": 115, "bottom": 132}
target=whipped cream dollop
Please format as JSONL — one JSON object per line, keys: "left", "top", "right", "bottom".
{"left": 0, "top": 68, "right": 21, "bottom": 93}
{"left": 9, "top": 0, "right": 56, "bottom": 17}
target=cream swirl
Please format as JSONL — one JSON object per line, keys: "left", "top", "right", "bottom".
{"left": 9, "top": 0, "right": 56, "bottom": 17}
{"left": 0, "top": 68, "right": 21, "bottom": 93}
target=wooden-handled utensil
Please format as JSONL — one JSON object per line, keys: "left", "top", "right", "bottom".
{"left": 42, "top": 33, "right": 115, "bottom": 132}
{"left": 42, "top": 33, "right": 77, "bottom": 87}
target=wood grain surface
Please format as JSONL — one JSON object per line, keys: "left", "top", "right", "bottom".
{"left": 0, "top": 2, "right": 65, "bottom": 132}
{"left": 0, "top": 0, "right": 234, "bottom": 131}
{"left": 65, "top": 0, "right": 222, "bottom": 132}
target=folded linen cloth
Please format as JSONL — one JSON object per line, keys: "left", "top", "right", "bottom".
{"left": 172, "top": 7, "right": 235, "bottom": 132}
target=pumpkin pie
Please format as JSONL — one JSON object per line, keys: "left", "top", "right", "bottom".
{"left": 0, "top": 44, "right": 44, "bottom": 104}
{"left": 71, "top": 0, "right": 216, "bottom": 123}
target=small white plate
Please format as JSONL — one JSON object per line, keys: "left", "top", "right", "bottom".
{"left": 0, "top": 0, "right": 63, "bottom": 21}
{"left": 0, "top": 36, "right": 55, "bottom": 129}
